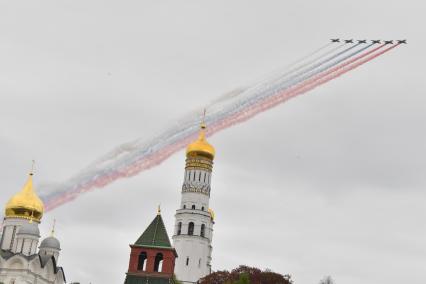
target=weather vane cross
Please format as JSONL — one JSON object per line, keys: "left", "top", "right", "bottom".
{"left": 51, "top": 218, "right": 56, "bottom": 236}
{"left": 30, "top": 160, "right": 35, "bottom": 175}
{"left": 201, "top": 108, "right": 207, "bottom": 129}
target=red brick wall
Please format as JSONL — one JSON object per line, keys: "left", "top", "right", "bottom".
{"left": 128, "top": 246, "right": 176, "bottom": 275}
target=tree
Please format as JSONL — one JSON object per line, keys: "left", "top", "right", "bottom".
{"left": 199, "top": 265, "right": 292, "bottom": 284}
{"left": 234, "top": 273, "right": 250, "bottom": 284}
{"left": 319, "top": 276, "right": 334, "bottom": 284}
{"left": 173, "top": 274, "right": 183, "bottom": 284}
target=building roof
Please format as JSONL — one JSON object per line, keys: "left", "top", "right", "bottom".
{"left": 186, "top": 123, "right": 215, "bottom": 159}
{"left": 134, "top": 213, "right": 172, "bottom": 249}
{"left": 5, "top": 173, "right": 44, "bottom": 222}
{"left": 124, "top": 275, "right": 174, "bottom": 284}
{"left": 40, "top": 236, "right": 61, "bottom": 250}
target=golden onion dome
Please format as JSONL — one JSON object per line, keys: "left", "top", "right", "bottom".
{"left": 186, "top": 123, "right": 215, "bottom": 159}
{"left": 208, "top": 208, "right": 215, "bottom": 221}
{"left": 5, "top": 173, "right": 44, "bottom": 222}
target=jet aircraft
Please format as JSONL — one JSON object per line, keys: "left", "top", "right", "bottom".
{"left": 357, "top": 40, "right": 367, "bottom": 44}
{"left": 372, "top": 40, "right": 381, "bottom": 44}
{"left": 397, "top": 39, "right": 407, "bottom": 44}
{"left": 331, "top": 38, "right": 340, "bottom": 43}
{"left": 384, "top": 40, "right": 394, "bottom": 44}
{"left": 344, "top": 39, "right": 354, "bottom": 43}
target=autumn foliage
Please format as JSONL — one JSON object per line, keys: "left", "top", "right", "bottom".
{"left": 199, "top": 265, "right": 292, "bottom": 284}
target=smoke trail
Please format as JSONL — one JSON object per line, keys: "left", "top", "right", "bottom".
{"left": 40, "top": 43, "right": 376, "bottom": 209}
{"left": 214, "top": 44, "right": 400, "bottom": 133}
{"left": 40, "top": 42, "right": 360, "bottom": 207}
{"left": 41, "top": 42, "right": 351, "bottom": 207}
{"left": 40, "top": 43, "right": 400, "bottom": 211}
{"left": 285, "top": 42, "right": 334, "bottom": 69}
{"left": 98, "top": 42, "right": 356, "bottom": 171}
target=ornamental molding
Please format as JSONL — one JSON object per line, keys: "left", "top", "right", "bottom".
{"left": 181, "top": 183, "right": 210, "bottom": 196}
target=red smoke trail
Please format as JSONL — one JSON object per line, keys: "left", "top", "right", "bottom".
{"left": 44, "top": 44, "right": 400, "bottom": 212}
{"left": 210, "top": 44, "right": 400, "bottom": 137}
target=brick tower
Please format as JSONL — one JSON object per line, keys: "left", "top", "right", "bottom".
{"left": 125, "top": 209, "right": 178, "bottom": 284}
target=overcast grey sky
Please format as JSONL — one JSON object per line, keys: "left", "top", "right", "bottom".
{"left": 1, "top": 0, "right": 425, "bottom": 283}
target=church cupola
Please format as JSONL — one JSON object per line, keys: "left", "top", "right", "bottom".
{"left": 5, "top": 172, "right": 44, "bottom": 223}
{"left": 125, "top": 208, "right": 177, "bottom": 284}
{"left": 1, "top": 171, "right": 44, "bottom": 252}
{"left": 186, "top": 123, "right": 215, "bottom": 160}
{"left": 0, "top": 166, "right": 67, "bottom": 284}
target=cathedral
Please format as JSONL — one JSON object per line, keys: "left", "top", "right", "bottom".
{"left": 124, "top": 122, "right": 216, "bottom": 284}
{"left": 0, "top": 172, "right": 66, "bottom": 284}
{"left": 0, "top": 121, "right": 216, "bottom": 284}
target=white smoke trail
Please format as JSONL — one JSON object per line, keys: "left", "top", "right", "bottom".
{"left": 39, "top": 42, "right": 381, "bottom": 209}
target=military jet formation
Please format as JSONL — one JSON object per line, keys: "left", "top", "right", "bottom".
{"left": 331, "top": 39, "right": 407, "bottom": 44}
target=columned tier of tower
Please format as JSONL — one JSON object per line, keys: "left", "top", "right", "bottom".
{"left": 182, "top": 155, "right": 213, "bottom": 197}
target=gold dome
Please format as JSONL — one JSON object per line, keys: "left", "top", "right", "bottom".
{"left": 186, "top": 123, "right": 215, "bottom": 159}
{"left": 5, "top": 174, "right": 44, "bottom": 222}
{"left": 208, "top": 208, "right": 215, "bottom": 221}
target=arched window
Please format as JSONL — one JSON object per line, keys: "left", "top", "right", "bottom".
{"left": 191, "top": 205, "right": 196, "bottom": 210}
{"left": 183, "top": 205, "right": 186, "bottom": 209}
{"left": 154, "top": 253, "right": 163, "bottom": 272}
{"left": 188, "top": 222, "right": 194, "bottom": 235}
{"left": 198, "top": 258, "right": 201, "bottom": 268}
{"left": 200, "top": 224, "right": 205, "bottom": 237}
{"left": 177, "top": 222, "right": 182, "bottom": 235}
{"left": 201, "top": 206, "right": 205, "bottom": 211}
{"left": 137, "top": 252, "right": 147, "bottom": 271}
{"left": 186, "top": 257, "right": 189, "bottom": 266}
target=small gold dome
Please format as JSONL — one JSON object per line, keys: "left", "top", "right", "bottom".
{"left": 208, "top": 208, "right": 215, "bottom": 221}
{"left": 5, "top": 174, "right": 44, "bottom": 222}
{"left": 186, "top": 124, "right": 215, "bottom": 159}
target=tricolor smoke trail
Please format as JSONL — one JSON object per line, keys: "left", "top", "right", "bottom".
{"left": 39, "top": 41, "right": 402, "bottom": 211}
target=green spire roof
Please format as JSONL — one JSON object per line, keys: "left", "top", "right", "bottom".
{"left": 134, "top": 213, "right": 172, "bottom": 248}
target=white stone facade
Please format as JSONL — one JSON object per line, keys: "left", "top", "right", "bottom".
{"left": 173, "top": 161, "right": 215, "bottom": 284}
{"left": 0, "top": 218, "right": 65, "bottom": 284}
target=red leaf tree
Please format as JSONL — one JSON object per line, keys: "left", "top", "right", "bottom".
{"left": 199, "top": 265, "right": 292, "bottom": 284}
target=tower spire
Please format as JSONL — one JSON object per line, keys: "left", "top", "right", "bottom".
{"left": 51, "top": 218, "right": 56, "bottom": 236}
{"left": 30, "top": 160, "right": 35, "bottom": 176}
{"left": 201, "top": 109, "right": 206, "bottom": 129}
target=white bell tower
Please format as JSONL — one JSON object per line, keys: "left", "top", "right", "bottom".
{"left": 173, "top": 122, "right": 216, "bottom": 284}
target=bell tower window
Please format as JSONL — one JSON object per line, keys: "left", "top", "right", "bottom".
{"left": 137, "top": 252, "right": 147, "bottom": 271}
{"left": 177, "top": 222, "right": 182, "bottom": 235}
{"left": 188, "top": 222, "right": 194, "bottom": 235}
{"left": 154, "top": 253, "right": 163, "bottom": 272}
{"left": 200, "top": 224, "right": 205, "bottom": 237}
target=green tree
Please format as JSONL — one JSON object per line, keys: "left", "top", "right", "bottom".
{"left": 234, "top": 273, "right": 250, "bottom": 284}
{"left": 173, "top": 274, "right": 183, "bottom": 284}
{"left": 199, "top": 265, "right": 292, "bottom": 284}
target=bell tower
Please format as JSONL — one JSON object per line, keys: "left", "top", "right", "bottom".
{"left": 173, "top": 121, "right": 216, "bottom": 283}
